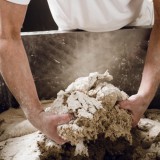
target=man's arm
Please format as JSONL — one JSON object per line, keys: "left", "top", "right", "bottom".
{"left": 120, "top": 0, "right": 160, "bottom": 126}
{"left": 0, "top": 0, "right": 71, "bottom": 144}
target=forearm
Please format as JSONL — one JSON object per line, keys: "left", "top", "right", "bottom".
{"left": 119, "top": 21, "right": 160, "bottom": 125}
{"left": 0, "top": 0, "right": 71, "bottom": 144}
{"left": 138, "top": 25, "right": 160, "bottom": 102}
{"left": 0, "top": 38, "right": 43, "bottom": 118}
{"left": 138, "top": 1, "right": 160, "bottom": 104}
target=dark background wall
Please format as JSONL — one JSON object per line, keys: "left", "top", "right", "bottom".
{"left": 22, "top": 0, "right": 58, "bottom": 32}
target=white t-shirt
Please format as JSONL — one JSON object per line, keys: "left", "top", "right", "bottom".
{"left": 6, "top": 0, "right": 30, "bottom": 5}
{"left": 6, "top": 0, "right": 154, "bottom": 31}
{"left": 47, "top": 0, "right": 154, "bottom": 32}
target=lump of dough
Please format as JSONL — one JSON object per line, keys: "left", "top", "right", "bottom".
{"left": 44, "top": 70, "right": 132, "bottom": 156}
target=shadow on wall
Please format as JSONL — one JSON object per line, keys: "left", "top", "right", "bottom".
{"left": 22, "top": 0, "right": 58, "bottom": 32}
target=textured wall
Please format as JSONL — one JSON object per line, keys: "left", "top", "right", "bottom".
{"left": 1, "top": 29, "right": 158, "bottom": 112}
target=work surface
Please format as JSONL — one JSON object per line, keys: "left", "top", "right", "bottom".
{"left": 0, "top": 69, "right": 160, "bottom": 160}
{"left": 0, "top": 28, "right": 159, "bottom": 112}
{"left": 0, "top": 100, "right": 160, "bottom": 160}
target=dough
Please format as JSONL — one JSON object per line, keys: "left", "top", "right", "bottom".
{"left": 40, "top": 71, "right": 132, "bottom": 157}
{"left": 0, "top": 71, "right": 160, "bottom": 160}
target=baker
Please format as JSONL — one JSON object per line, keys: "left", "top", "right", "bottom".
{"left": 0, "top": 0, "right": 159, "bottom": 145}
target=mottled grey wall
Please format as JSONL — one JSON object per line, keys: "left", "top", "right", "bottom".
{"left": 1, "top": 29, "right": 159, "bottom": 113}
{"left": 22, "top": 29, "right": 150, "bottom": 98}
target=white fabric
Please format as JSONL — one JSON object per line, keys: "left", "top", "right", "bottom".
{"left": 130, "top": 0, "right": 154, "bottom": 26}
{"left": 47, "top": 0, "right": 154, "bottom": 32}
{"left": 6, "top": 0, "right": 30, "bottom": 5}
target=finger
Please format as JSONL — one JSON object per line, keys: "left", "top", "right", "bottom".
{"left": 132, "top": 120, "right": 138, "bottom": 128}
{"left": 48, "top": 133, "right": 67, "bottom": 145}
{"left": 55, "top": 129, "right": 70, "bottom": 145}
{"left": 130, "top": 114, "right": 139, "bottom": 128}
{"left": 119, "top": 101, "right": 131, "bottom": 111}
{"left": 56, "top": 113, "right": 73, "bottom": 125}
{"left": 46, "top": 128, "right": 68, "bottom": 145}
{"left": 55, "top": 136, "right": 67, "bottom": 145}
{"left": 119, "top": 100, "right": 127, "bottom": 106}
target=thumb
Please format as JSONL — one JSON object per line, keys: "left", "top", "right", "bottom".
{"left": 131, "top": 115, "right": 140, "bottom": 127}
{"left": 119, "top": 100, "right": 131, "bottom": 110}
{"left": 56, "top": 114, "right": 73, "bottom": 125}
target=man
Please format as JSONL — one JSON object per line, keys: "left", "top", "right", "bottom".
{"left": 0, "top": 0, "right": 159, "bottom": 144}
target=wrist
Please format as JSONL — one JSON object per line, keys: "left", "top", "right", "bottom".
{"left": 136, "top": 92, "right": 152, "bottom": 108}
{"left": 26, "top": 108, "right": 45, "bottom": 131}
{"left": 21, "top": 103, "right": 44, "bottom": 121}
{"left": 138, "top": 79, "right": 159, "bottom": 106}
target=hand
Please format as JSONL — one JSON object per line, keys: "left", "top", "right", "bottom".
{"left": 119, "top": 94, "right": 149, "bottom": 127}
{"left": 28, "top": 111, "right": 72, "bottom": 145}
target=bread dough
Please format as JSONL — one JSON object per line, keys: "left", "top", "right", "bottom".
{"left": 0, "top": 71, "right": 160, "bottom": 160}
{"left": 44, "top": 71, "right": 132, "bottom": 156}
